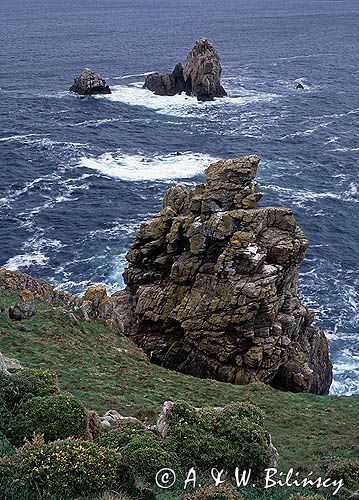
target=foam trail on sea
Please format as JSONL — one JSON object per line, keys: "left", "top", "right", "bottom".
{"left": 101, "top": 83, "right": 277, "bottom": 118}
{"left": 77, "top": 151, "right": 217, "bottom": 181}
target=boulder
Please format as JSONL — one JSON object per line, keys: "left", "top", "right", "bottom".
{"left": 9, "top": 290, "right": 36, "bottom": 320}
{"left": 143, "top": 38, "right": 227, "bottom": 101}
{"left": 0, "top": 352, "right": 22, "bottom": 374}
{"left": 69, "top": 68, "right": 111, "bottom": 95}
{"left": 100, "top": 409, "right": 143, "bottom": 431}
{"left": 296, "top": 83, "right": 305, "bottom": 90}
{"left": 116, "top": 155, "right": 332, "bottom": 395}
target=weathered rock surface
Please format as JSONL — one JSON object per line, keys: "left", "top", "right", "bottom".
{"left": 143, "top": 63, "right": 186, "bottom": 96}
{"left": 183, "top": 37, "right": 227, "bottom": 101}
{"left": 0, "top": 352, "right": 22, "bottom": 374}
{"left": 143, "top": 38, "right": 227, "bottom": 101}
{"left": 100, "top": 409, "right": 144, "bottom": 432}
{"left": 9, "top": 290, "right": 36, "bottom": 320}
{"left": 69, "top": 68, "right": 111, "bottom": 95}
{"left": 0, "top": 268, "right": 78, "bottom": 306}
{"left": 115, "top": 155, "right": 332, "bottom": 394}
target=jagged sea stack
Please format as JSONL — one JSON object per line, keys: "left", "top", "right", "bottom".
{"left": 120, "top": 156, "right": 332, "bottom": 394}
{"left": 69, "top": 68, "right": 111, "bottom": 95}
{"left": 143, "top": 38, "right": 227, "bottom": 101}
{"left": 183, "top": 37, "right": 227, "bottom": 101}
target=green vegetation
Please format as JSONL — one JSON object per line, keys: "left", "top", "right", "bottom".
{"left": 0, "top": 290, "right": 358, "bottom": 499}
{"left": 187, "top": 485, "right": 243, "bottom": 500}
{"left": 166, "top": 401, "right": 269, "bottom": 475}
{"left": 7, "top": 393, "right": 88, "bottom": 444}
{"left": 122, "top": 434, "right": 179, "bottom": 483}
{"left": 96, "top": 421, "right": 148, "bottom": 449}
{"left": 326, "top": 458, "right": 359, "bottom": 490}
{"left": 0, "top": 439, "right": 126, "bottom": 499}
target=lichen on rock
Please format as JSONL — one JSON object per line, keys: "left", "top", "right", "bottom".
{"left": 116, "top": 155, "right": 332, "bottom": 395}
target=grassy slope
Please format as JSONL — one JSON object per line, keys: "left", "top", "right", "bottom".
{"left": 0, "top": 291, "right": 358, "bottom": 476}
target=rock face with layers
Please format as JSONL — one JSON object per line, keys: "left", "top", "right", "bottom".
{"left": 69, "top": 68, "right": 111, "bottom": 95}
{"left": 143, "top": 38, "right": 227, "bottom": 101}
{"left": 119, "top": 155, "right": 332, "bottom": 394}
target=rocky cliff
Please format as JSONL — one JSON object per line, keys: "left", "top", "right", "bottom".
{"left": 143, "top": 38, "right": 227, "bottom": 101}
{"left": 116, "top": 155, "right": 332, "bottom": 394}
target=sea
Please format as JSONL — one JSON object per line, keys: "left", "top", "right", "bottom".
{"left": 0, "top": 0, "right": 358, "bottom": 395}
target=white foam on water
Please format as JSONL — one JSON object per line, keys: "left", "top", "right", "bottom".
{"left": 112, "top": 72, "right": 156, "bottom": 80}
{"left": 331, "top": 146, "right": 359, "bottom": 152}
{"left": 263, "top": 183, "right": 359, "bottom": 208}
{"left": 101, "top": 83, "right": 277, "bottom": 118}
{"left": 0, "top": 134, "right": 39, "bottom": 143}
{"left": 77, "top": 151, "right": 217, "bottom": 181}
{"left": 0, "top": 133, "right": 86, "bottom": 149}
{"left": 4, "top": 252, "right": 49, "bottom": 271}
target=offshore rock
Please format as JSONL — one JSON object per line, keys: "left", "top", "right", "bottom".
{"left": 120, "top": 155, "right": 332, "bottom": 395}
{"left": 69, "top": 68, "right": 111, "bottom": 95}
{"left": 143, "top": 63, "right": 186, "bottom": 96}
{"left": 143, "top": 38, "right": 227, "bottom": 101}
{"left": 183, "top": 37, "right": 227, "bottom": 101}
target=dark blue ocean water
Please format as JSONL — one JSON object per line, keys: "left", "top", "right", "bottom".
{"left": 0, "top": 0, "right": 358, "bottom": 394}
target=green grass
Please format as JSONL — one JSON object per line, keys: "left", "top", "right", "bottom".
{"left": 0, "top": 291, "right": 358, "bottom": 478}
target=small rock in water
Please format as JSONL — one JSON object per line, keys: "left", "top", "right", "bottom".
{"left": 69, "top": 68, "right": 111, "bottom": 95}
{"left": 9, "top": 290, "right": 36, "bottom": 320}
{"left": 296, "top": 82, "right": 305, "bottom": 90}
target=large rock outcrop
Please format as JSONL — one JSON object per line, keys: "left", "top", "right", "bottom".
{"left": 69, "top": 68, "right": 111, "bottom": 95}
{"left": 116, "top": 155, "right": 332, "bottom": 394}
{"left": 143, "top": 38, "right": 227, "bottom": 101}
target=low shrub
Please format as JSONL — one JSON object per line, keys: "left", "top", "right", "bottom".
{"left": 7, "top": 393, "right": 88, "bottom": 444}
{"left": 326, "top": 458, "right": 359, "bottom": 491}
{"left": 0, "top": 368, "right": 58, "bottom": 411}
{"left": 165, "top": 401, "right": 270, "bottom": 475}
{"left": 0, "top": 434, "right": 15, "bottom": 457}
{"left": 0, "top": 439, "right": 130, "bottom": 499}
{"left": 97, "top": 420, "right": 149, "bottom": 449}
{"left": 187, "top": 485, "right": 243, "bottom": 500}
{"left": 122, "top": 433, "right": 179, "bottom": 484}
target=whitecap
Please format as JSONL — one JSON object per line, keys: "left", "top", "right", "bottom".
{"left": 101, "top": 83, "right": 277, "bottom": 118}
{"left": 77, "top": 151, "right": 217, "bottom": 181}
{"left": 4, "top": 252, "right": 49, "bottom": 271}
{"left": 0, "top": 133, "right": 39, "bottom": 143}
{"left": 112, "top": 71, "right": 156, "bottom": 80}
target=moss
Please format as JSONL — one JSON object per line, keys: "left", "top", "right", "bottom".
{"left": 7, "top": 393, "right": 88, "bottom": 444}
